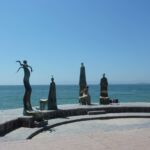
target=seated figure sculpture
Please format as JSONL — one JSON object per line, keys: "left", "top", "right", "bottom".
{"left": 100, "top": 73, "right": 109, "bottom": 104}
{"left": 79, "top": 86, "right": 91, "bottom": 105}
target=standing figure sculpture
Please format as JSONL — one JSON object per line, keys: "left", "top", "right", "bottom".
{"left": 100, "top": 73, "right": 109, "bottom": 104}
{"left": 79, "top": 63, "right": 87, "bottom": 97}
{"left": 16, "top": 60, "right": 33, "bottom": 114}
{"left": 100, "top": 73, "right": 108, "bottom": 97}
{"left": 79, "top": 63, "right": 91, "bottom": 105}
{"left": 48, "top": 76, "right": 57, "bottom": 110}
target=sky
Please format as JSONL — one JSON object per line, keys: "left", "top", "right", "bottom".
{"left": 0, "top": 0, "right": 150, "bottom": 85}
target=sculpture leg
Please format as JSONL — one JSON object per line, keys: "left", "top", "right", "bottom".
{"left": 23, "top": 90, "right": 33, "bottom": 113}
{"left": 26, "top": 90, "right": 33, "bottom": 111}
{"left": 23, "top": 91, "right": 28, "bottom": 115}
{"left": 24, "top": 80, "right": 33, "bottom": 110}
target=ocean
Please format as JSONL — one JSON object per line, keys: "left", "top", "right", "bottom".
{"left": 0, "top": 84, "right": 150, "bottom": 110}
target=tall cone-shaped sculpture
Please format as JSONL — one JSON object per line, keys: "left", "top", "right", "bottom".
{"left": 79, "top": 63, "right": 91, "bottom": 105}
{"left": 79, "top": 63, "right": 87, "bottom": 97}
{"left": 48, "top": 76, "right": 57, "bottom": 110}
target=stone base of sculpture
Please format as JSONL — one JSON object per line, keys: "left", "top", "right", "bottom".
{"left": 48, "top": 105, "right": 57, "bottom": 110}
{"left": 23, "top": 110, "right": 48, "bottom": 127}
{"left": 79, "top": 94, "right": 91, "bottom": 105}
{"left": 23, "top": 110, "right": 41, "bottom": 116}
{"left": 40, "top": 99, "right": 48, "bottom": 110}
{"left": 100, "top": 97, "right": 110, "bottom": 105}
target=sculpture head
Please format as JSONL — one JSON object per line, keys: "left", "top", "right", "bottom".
{"left": 81, "top": 62, "right": 84, "bottom": 67}
{"left": 23, "top": 60, "right": 27, "bottom": 65}
{"left": 103, "top": 73, "right": 105, "bottom": 78}
{"left": 51, "top": 75, "right": 54, "bottom": 82}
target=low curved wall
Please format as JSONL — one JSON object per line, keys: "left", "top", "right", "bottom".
{"left": 42, "top": 106, "right": 150, "bottom": 119}
{"left": 27, "top": 114, "right": 150, "bottom": 139}
{"left": 0, "top": 119, "right": 20, "bottom": 136}
{"left": 1, "top": 105, "right": 150, "bottom": 136}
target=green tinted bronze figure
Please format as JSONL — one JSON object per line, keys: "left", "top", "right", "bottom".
{"left": 48, "top": 76, "right": 57, "bottom": 110}
{"left": 79, "top": 63, "right": 91, "bottom": 105}
{"left": 79, "top": 63, "right": 87, "bottom": 97}
{"left": 100, "top": 73, "right": 109, "bottom": 104}
{"left": 16, "top": 60, "right": 33, "bottom": 114}
{"left": 100, "top": 73, "right": 108, "bottom": 97}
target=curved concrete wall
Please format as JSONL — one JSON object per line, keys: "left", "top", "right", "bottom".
{"left": 1, "top": 105, "right": 150, "bottom": 136}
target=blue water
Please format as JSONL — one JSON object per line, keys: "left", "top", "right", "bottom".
{"left": 0, "top": 84, "right": 150, "bottom": 110}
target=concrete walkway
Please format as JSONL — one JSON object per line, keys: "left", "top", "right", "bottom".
{"left": 1, "top": 112, "right": 150, "bottom": 142}
{"left": 0, "top": 108, "right": 22, "bottom": 124}
{"left": 1, "top": 118, "right": 150, "bottom": 150}
{"left": 1, "top": 102, "right": 150, "bottom": 142}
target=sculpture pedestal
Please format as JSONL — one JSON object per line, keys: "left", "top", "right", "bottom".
{"left": 23, "top": 110, "right": 48, "bottom": 127}
{"left": 100, "top": 97, "right": 110, "bottom": 105}
{"left": 40, "top": 99, "right": 48, "bottom": 110}
{"left": 79, "top": 95, "right": 91, "bottom": 105}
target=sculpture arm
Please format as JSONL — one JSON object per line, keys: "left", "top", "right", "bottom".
{"left": 16, "top": 60, "right": 23, "bottom": 66}
{"left": 16, "top": 67, "right": 23, "bottom": 72}
{"left": 28, "top": 65, "right": 33, "bottom": 72}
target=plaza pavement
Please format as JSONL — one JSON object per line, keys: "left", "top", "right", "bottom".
{"left": 1, "top": 103, "right": 150, "bottom": 149}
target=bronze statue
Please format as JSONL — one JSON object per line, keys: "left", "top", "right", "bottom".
{"left": 79, "top": 63, "right": 90, "bottom": 105}
{"left": 79, "top": 63, "right": 87, "bottom": 97}
{"left": 16, "top": 60, "right": 33, "bottom": 114}
{"left": 100, "top": 73, "right": 108, "bottom": 97}
{"left": 100, "top": 73, "right": 109, "bottom": 104}
{"left": 48, "top": 76, "right": 57, "bottom": 110}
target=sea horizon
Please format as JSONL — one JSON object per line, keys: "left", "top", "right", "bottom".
{"left": 1, "top": 83, "right": 150, "bottom": 86}
{"left": 0, "top": 84, "right": 150, "bottom": 110}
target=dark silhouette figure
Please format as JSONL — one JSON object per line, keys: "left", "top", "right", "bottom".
{"left": 48, "top": 76, "right": 57, "bottom": 110}
{"left": 79, "top": 63, "right": 87, "bottom": 97}
{"left": 100, "top": 73, "right": 108, "bottom": 97}
{"left": 16, "top": 60, "right": 33, "bottom": 114}
{"left": 79, "top": 63, "right": 91, "bottom": 105}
